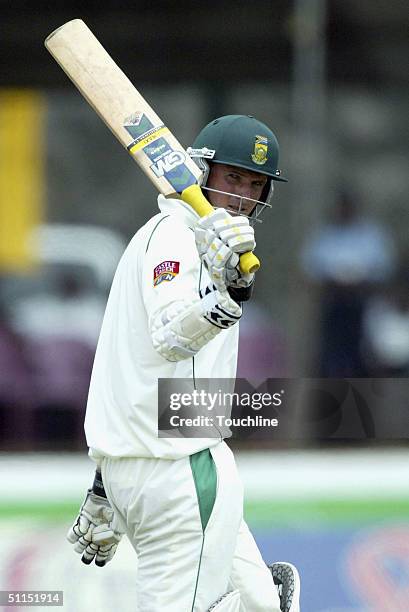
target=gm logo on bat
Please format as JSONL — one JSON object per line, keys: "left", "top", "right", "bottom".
{"left": 150, "top": 150, "right": 185, "bottom": 178}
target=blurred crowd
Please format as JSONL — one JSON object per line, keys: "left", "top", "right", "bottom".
{"left": 239, "top": 188, "right": 408, "bottom": 382}
{"left": 300, "top": 189, "right": 408, "bottom": 378}
{"left": 0, "top": 224, "right": 125, "bottom": 450}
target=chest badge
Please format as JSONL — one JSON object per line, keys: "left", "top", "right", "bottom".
{"left": 153, "top": 260, "right": 180, "bottom": 286}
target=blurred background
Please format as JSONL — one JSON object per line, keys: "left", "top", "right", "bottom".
{"left": 0, "top": 1, "right": 408, "bottom": 610}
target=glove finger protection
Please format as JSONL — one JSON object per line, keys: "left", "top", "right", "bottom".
{"left": 72, "top": 526, "right": 93, "bottom": 554}
{"left": 214, "top": 218, "right": 255, "bottom": 253}
{"left": 197, "top": 209, "right": 256, "bottom": 254}
{"left": 67, "top": 485, "right": 122, "bottom": 567}
{"left": 92, "top": 524, "right": 123, "bottom": 567}
{"left": 79, "top": 526, "right": 122, "bottom": 567}
{"left": 195, "top": 208, "right": 256, "bottom": 291}
{"left": 67, "top": 489, "right": 114, "bottom": 538}
{"left": 196, "top": 207, "right": 231, "bottom": 229}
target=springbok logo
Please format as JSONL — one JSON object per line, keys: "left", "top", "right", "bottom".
{"left": 251, "top": 135, "right": 268, "bottom": 165}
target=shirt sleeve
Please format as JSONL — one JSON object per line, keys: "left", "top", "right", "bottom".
{"left": 142, "top": 216, "right": 201, "bottom": 327}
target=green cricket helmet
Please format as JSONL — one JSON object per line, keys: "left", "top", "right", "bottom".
{"left": 188, "top": 115, "right": 287, "bottom": 221}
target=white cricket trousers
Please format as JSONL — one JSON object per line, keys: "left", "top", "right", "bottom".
{"left": 101, "top": 442, "right": 280, "bottom": 612}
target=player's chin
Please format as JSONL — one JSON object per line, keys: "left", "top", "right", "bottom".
{"left": 210, "top": 197, "right": 231, "bottom": 208}
{"left": 225, "top": 201, "right": 245, "bottom": 215}
{"left": 227, "top": 205, "right": 254, "bottom": 218}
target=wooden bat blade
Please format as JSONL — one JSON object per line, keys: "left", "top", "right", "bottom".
{"left": 44, "top": 19, "right": 260, "bottom": 273}
{"left": 45, "top": 19, "right": 202, "bottom": 198}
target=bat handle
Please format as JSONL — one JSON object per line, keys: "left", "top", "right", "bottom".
{"left": 180, "top": 184, "right": 261, "bottom": 274}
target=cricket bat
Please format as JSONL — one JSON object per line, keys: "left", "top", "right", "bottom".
{"left": 44, "top": 19, "right": 260, "bottom": 274}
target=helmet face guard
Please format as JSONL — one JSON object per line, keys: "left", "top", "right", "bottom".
{"left": 188, "top": 115, "right": 286, "bottom": 223}
{"left": 188, "top": 149, "right": 275, "bottom": 225}
{"left": 201, "top": 184, "right": 273, "bottom": 224}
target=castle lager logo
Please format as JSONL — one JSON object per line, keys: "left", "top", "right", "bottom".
{"left": 153, "top": 260, "right": 180, "bottom": 286}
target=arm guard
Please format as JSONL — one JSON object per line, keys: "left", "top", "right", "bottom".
{"left": 151, "top": 285, "right": 242, "bottom": 362}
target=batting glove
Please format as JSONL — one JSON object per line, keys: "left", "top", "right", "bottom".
{"left": 67, "top": 471, "right": 122, "bottom": 567}
{"left": 195, "top": 208, "right": 256, "bottom": 291}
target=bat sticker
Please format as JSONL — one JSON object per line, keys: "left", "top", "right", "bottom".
{"left": 145, "top": 138, "right": 197, "bottom": 192}
{"left": 125, "top": 113, "right": 197, "bottom": 192}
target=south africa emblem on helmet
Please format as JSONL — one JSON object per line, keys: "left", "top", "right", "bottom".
{"left": 251, "top": 135, "right": 268, "bottom": 165}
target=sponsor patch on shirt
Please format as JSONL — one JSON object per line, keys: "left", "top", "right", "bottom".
{"left": 153, "top": 260, "right": 180, "bottom": 286}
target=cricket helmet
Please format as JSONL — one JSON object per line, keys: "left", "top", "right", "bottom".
{"left": 188, "top": 115, "right": 287, "bottom": 221}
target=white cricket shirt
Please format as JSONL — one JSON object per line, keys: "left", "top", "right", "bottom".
{"left": 85, "top": 195, "right": 239, "bottom": 460}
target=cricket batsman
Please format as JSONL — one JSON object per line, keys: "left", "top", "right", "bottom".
{"left": 67, "top": 115, "right": 301, "bottom": 611}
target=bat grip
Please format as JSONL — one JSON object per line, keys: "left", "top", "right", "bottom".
{"left": 180, "top": 184, "right": 261, "bottom": 274}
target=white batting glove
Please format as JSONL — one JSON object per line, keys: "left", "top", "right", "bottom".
{"left": 67, "top": 489, "right": 122, "bottom": 567}
{"left": 195, "top": 209, "right": 256, "bottom": 291}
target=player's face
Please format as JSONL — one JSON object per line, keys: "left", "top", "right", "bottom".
{"left": 205, "top": 163, "right": 268, "bottom": 216}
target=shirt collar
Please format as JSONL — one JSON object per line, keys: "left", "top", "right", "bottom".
{"left": 157, "top": 194, "right": 201, "bottom": 229}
